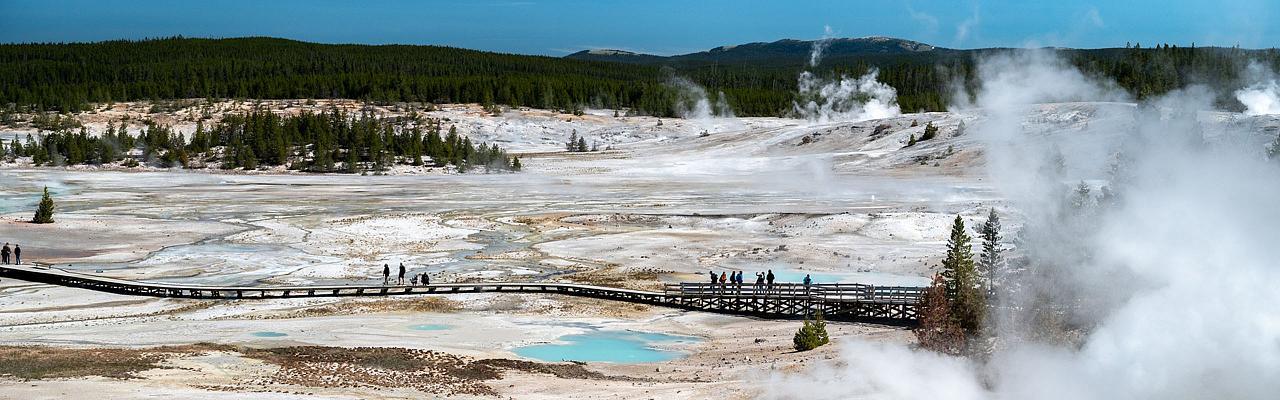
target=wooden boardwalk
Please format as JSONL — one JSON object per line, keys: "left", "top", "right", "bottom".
{"left": 0, "top": 264, "right": 924, "bottom": 323}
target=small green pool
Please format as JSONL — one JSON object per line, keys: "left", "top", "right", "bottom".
{"left": 408, "top": 324, "right": 452, "bottom": 331}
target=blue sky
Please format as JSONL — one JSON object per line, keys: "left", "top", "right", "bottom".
{"left": 1, "top": 0, "right": 1275, "bottom": 55}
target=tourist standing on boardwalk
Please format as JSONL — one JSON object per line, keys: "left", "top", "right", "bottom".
{"left": 709, "top": 270, "right": 717, "bottom": 284}
{"left": 13, "top": 244, "right": 19, "bottom": 265}
{"left": 1, "top": 243, "right": 9, "bottom": 264}
{"left": 382, "top": 263, "right": 390, "bottom": 284}
{"left": 803, "top": 274, "right": 812, "bottom": 293}
{"left": 755, "top": 272, "right": 765, "bottom": 285}
{"left": 397, "top": 263, "right": 406, "bottom": 285}
{"left": 422, "top": 273, "right": 430, "bottom": 285}
{"left": 766, "top": 269, "right": 775, "bottom": 292}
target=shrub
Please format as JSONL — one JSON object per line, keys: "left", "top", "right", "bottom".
{"left": 793, "top": 310, "right": 831, "bottom": 351}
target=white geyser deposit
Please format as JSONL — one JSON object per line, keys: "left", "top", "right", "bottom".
{"left": 767, "top": 51, "right": 1280, "bottom": 400}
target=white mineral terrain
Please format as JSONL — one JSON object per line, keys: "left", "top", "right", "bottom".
{"left": 0, "top": 101, "right": 1270, "bottom": 399}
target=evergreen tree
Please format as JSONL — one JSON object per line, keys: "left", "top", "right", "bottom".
{"left": 576, "top": 136, "right": 588, "bottom": 153}
{"left": 907, "top": 134, "right": 917, "bottom": 147}
{"left": 921, "top": 122, "right": 938, "bottom": 141}
{"left": 977, "top": 208, "right": 1004, "bottom": 288}
{"left": 1070, "top": 181, "right": 1093, "bottom": 210}
{"left": 792, "top": 310, "right": 830, "bottom": 351}
{"left": 32, "top": 186, "right": 55, "bottom": 223}
{"left": 566, "top": 130, "right": 579, "bottom": 152}
{"left": 940, "top": 215, "right": 985, "bottom": 336}
{"left": 511, "top": 156, "right": 522, "bottom": 171}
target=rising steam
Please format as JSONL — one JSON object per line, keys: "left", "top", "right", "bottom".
{"left": 670, "top": 76, "right": 735, "bottom": 120}
{"left": 1235, "top": 62, "right": 1280, "bottom": 115}
{"left": 793, "top": 28, "right": 902, "bottom": 123}
{"left": 767, "top": 50, "right": 1280, "bottom": 400}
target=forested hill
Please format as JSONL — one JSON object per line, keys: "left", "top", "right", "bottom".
{"left": 1, "top": 37, "right": 1276, "bottom": 116}
{"left": 566, "top": 37, "right": 942, "bottom": 65}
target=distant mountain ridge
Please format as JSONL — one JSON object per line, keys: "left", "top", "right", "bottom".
{"left": 566, "top": 36, "right": 943, "bottom": 64}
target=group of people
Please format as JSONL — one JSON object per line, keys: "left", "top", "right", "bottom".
{"left": 710, "top": 269, "right": 770, "bottom": 286}
{"left": 381, "top": 263, "right": 430, "bottom": 286}
{"left": 1, "top": 243, "right": 20, "bottom": 265}
{"left": 708, "top": 269, "right": 813, "bottom": 289}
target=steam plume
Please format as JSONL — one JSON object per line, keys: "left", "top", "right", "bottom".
{"left": 1235, "top": 62, "right": 1280, "bottom": 115}
{"left": 793, "top": 27, "right": 902, "bottom": 123}
{"left": 766, "top": 50, "right": 1280, "bottom": 400}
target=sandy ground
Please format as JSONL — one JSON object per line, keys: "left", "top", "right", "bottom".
{"left": 0, "top": 100, "right": 1052, "bottom": 398}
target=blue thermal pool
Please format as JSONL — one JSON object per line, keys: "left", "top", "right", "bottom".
{"left": 514, "top": 330, "right": 700, "bottom": 363}
{"left": 250, "top": 331, "right": 288, "bottom": 338}
{"left": 408, "top": 324, "right": 453, "bottom": 331}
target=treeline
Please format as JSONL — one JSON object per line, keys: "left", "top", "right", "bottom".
{"left": 0, "top": 37, "right": 680, "bottom": 116}
{"left": 4, "top": 111, "right": 521, "bottom": 173}
{"left": 2, "top": 37, "right": 1278, "bottom": 116}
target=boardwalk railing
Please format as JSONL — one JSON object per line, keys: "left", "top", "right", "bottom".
{"left": 663, "top": 283, "right": 924, "bottom": 321}
{"left": 0, "top": 264, "right": 924, "bottom": 323}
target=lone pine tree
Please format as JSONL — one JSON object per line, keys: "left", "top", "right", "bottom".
{"left": 33, "top": 186, "right": 55, "bottom": 224}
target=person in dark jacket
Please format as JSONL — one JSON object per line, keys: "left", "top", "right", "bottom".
{"left": 12, "top": 244, "right": 19, "bottom": 265}
{"left": 397, "top": 263, "right": 406, "bottom": 285}
{"left": 1, "top": 243, "right": 9, "bottom": 264}
{"left": 766, "top": 269, "right": 775, "bottom": 291}
{"left": 382, "top": 263, "right": 390, "bottom": 284}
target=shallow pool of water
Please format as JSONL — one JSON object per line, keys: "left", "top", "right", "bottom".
{"left": 514, "top": 330, "right": 699, "bottom": 363}
{"left": 408, "top": 324, "right": 452, "bottom": 331}
{"left": 250, "top": 331, "right": 288, "bottom": 337}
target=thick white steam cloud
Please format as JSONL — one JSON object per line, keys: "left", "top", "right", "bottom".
{"left": 793, "top": 28, "right": 902, "bottom": 123}
{"left": 1235, "top": 62, "right": 1280, "bottom": 115}
{"left": 766, "top": 50, "right": 1280, "bottom": 400}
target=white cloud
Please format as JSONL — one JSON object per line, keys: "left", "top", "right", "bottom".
{"left": 906, "top": 4, "right": 940, "bottom": 36}
{"left": 954, "top": 4, "right": 982, "bottom": 46}
{"left": 1085, "top": 6, "right": 1105, "bottom": 28}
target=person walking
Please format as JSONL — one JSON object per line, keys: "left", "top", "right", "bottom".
{"left": 382, "top": 263, "right": 390, "bottom": 285}
{"left": 397, "top": 263, "right": 406, "bottom": 285}
{"left": 13, "top": 244, "right": 20, "bottom": 265}
{"left": 1, "top": 243, "right": 9, "bottom": 264}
